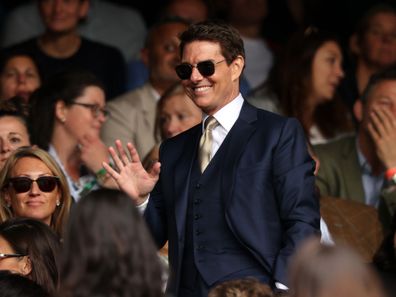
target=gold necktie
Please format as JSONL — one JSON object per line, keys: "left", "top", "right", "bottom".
{"left": 199, "top": 116, "right": 219, "bottom": 172}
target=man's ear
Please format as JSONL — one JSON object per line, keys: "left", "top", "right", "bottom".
{"left": 349, "top": 33, "right": 360, "bottom": 56}
{"left": 78, "top": 0, "right": 90, "bottom": 19}
{"left": 353, "top": 99, "right": 364, "bottom": 122}
{"left": 18, "top": 256, "right": 32, "bottom": 276}
{"left": 140, "top": 48, "right": 149, "bottom": 67}
{"left": 231, "top": 55, "right": 245, "bottom": 82}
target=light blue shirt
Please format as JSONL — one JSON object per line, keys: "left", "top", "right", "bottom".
{"left": 356, "top": 140, "right": 384, "bottom": 207}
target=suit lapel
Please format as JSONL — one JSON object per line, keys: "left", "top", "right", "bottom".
{"left": 340, "top": 138, "right": 365, "bottom": 203}
{"left": 174, "top": 126, "right": 201, "bottom": 237}
{"left": 221, "top": 102, "right": 258, "bottom": 208}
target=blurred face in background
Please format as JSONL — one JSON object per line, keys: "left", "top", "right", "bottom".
{"left": 38, "top": 0, "right": 89, "bottom": 34}
{"left": 61, "top": 86, "right": 107, "bottom": 142}
{"left": 310, "top": 41, "right": 344, "bottom": 104}
{"left": 0, "top": 116, "right": 30, "bottom": 170}
{"left": 0, "top": 56, "right": 41, "bottom": 102}
{"left": 362, "top": 12, "right": 396, "bottom": 68}
{"left": 160, "top": 92, "right": 202, "bottom": 139}
{"left": 142, "top": 22, "right": 189, "bottom": 89}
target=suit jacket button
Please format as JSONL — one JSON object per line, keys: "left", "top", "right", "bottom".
{"left": 195, "top": 183, "right": 201, "bottom": 189}
{"left": 194, "top": 199, "right": 201, "bottom": 205}
{"left": 194, "top": 214, "right": 201, "bottom": 220}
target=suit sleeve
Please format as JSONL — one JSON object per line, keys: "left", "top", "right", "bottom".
{"left": 272, "top": 118, "right": 321, "bottom": 284}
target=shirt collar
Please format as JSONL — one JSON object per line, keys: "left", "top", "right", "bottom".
{"left": 356, "top": 137, "right": 373, "bottom": 175}
{"left": 202, "top": 94, "right": 244, "bottom": 132}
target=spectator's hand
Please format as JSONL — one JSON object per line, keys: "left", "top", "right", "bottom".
{"left": 79, "top": 133, "right": 109, "bottom": 173}
{"left": 368, "top": 106, "right": 396, "bottom": 169}
{"left": 103, "top": 140, "right": 161, "bottom": 205}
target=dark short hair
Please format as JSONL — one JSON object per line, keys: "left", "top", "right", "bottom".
{"left": 178, "top": 20, "right": 245, "bottom": 65}
{"left": 355, "top": 3, "right": 396, "bottom": 46}
{"left": 361, "top": 66, "right": 396, "bottom": 103}
{"left": 0, "top": 218, "right": 61, "bottom": 296}
{"left": 0, "top": 96, "right": 29, "bottom": 125}
{"left": 0, "top": 270, "right": 50, "bottom": 297}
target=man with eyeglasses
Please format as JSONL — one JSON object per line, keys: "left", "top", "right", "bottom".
{"left": 105, "top": 20, "right": 320, "bottom": 297}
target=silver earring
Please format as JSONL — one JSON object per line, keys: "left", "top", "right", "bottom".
{"left": 56, "top": 201, "right": 60, "bottom": 206}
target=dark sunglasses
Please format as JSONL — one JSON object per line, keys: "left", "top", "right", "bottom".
{"left": 175, "top": 60, "right": 225, "bottom": 80}
{"left": 7, "top": 176, "right": 59, "bottom": 193}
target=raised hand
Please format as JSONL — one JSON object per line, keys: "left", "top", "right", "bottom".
{"left": 79, "top": 133, "right": 109, "bottom": 173}
{"left": 368, "top": 105, "right": 396, "bottom": 169}
{"left": 103, "top": 140, "right": 161, "bottom": 205}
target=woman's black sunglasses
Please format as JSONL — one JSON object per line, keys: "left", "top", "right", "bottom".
{"left": 175, "top": 60, "right": 225, "bottom": 80}
{"left": 7, "top": 176, "right": 60, "bottom": 193}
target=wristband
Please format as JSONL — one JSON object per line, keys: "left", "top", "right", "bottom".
{"left": 95, "top": 168, "right": 109, "bottom": 184}
{"left": 385, "top": 168, "right": 396, "bottom": 180}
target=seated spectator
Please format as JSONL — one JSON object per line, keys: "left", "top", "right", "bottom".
{"left": 373, "top": 213, "right": 396, "bottom": 297}
{"left": 208, "top": 278, "right": 273, "bottom": 297}
{"left": 0, "top": 0, "right": 147, "bottom": 63}
{"left": 143, "top": 82, "right": 202, "bottom": 169}
{"left": 248, "top": 27, "right": 354, "bottom": 145}
{"left": 28, "top": 69, "right": 115, "bottom": 201}
{"left": 218, "top": 0, "right": 275, "bottom": 94}
{"left": 1, "top": 0, "right": 126, "bottom": 100}
{"left": 162, "top": 0, "right": 210, "bottom": 24}
{"left": 288, "top": 237, "right": 385, "bottom": 297}
{"left": 0, "top": 52, "right": 41, "bottom": 102}
{"left": 102, "top": 17, "right": 190, "bottom": 158}
{"left": 0, "top": 97, "right": 30, "bottom": 170}
{"left": 313, "top": 67, "right": 396, "bottom": 232}
{"left": 0, "top": 217, "right": 62, "bottom": 296}
{"left": 0, "top": 270, "right": 50, "bottom": 297}
{"left": 59, "top": 188, "right": 164, "bottom": 297}
{"left": 0, "top": 146, "right": 71, "bottom": 237}
{"left": 339, "top": 3, "right": 396, "bottom": 112}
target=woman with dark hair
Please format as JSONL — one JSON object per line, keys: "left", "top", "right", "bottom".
{"left": 0, "top": 96, "right": 31, "bottom": 170}
{"left": 28, "top": 69, "right": 115, "bottom": 201}
{"left": 59, "top": 188, "right": 164, "bottom": 297}
{"left": 248, "top": 27, "right": 354, "bottom": 144}
{"left": 0, "top": 146, "right": 71, "bottom": 238}
{"left": 0, "top": 52, "right": 41, "bottom": 102}
{"left": 0, "top": 217, "right": 61, "bottom": 296}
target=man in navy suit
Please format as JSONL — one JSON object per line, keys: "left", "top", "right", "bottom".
{"left": 104, "top": 20, "right": 320, "bottom": 297}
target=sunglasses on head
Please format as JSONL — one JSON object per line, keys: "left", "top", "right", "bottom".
{"left": 175, "top": 59, "right": 225, "bottom": 80}
{"left": 7, "top": 176, "right": 60, "bottom": 193}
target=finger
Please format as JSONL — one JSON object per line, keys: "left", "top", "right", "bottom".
{"left": 148, "top": 161, "right": 161, "bottom": 180}
{"left": 102, "top": 161, "right": 119, "bottom": 179}
{"left": 370, "top": 109, "right": 386, "bottom": 137}
{"left": 368, "top": 122, "right": 380, "bottom": 143}
{"left": 379, "top": 106, "right": 396, "bottom": 129}
{"left": 115, "top": 140, "right": 131, "bottom": 165}
{"left": 108, "top": 146, "right": 124, "bottom": 171}
{"left": 127, "top": 142, "right": 141, "bottom": 163}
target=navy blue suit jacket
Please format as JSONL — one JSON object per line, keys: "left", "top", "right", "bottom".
{"left": 145, "top": 101, "right": 320, "bottom": 292}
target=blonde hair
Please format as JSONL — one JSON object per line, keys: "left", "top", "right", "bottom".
{"left": 0, "top": 147, "right": 71, "bottom": 237}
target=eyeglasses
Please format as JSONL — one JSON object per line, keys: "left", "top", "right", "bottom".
{"left": 0, "top": 253, "right": 27, "bottom": 259}
{"left": 71, "top": 102, "right": 110, "bottom": 118}
{"left": 175, "top": 60, "right": 226, "bottom": 80}
{"left": 7, "top": 176, "right": 59, "bottom": 193}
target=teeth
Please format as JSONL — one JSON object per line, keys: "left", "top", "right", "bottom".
{"left": 195, "top": 86, "right": 210, "bottom": 92}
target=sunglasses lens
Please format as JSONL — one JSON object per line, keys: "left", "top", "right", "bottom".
{"left": 36, "top": 177, "right": 58, "bottom": 192}
{"left": 175, "top": 64, "right": 192, "bottom": 80}
{"left": 10, "top": 178, "right": 32, "bottom": 193}
{"left": 9, "top": 177, "right": 58, "bottom": 193}
{"left": 197, "top": 61, "right": 215, "bottom": 77}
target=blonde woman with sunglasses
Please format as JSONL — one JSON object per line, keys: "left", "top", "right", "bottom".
{"left": 0, "top": 146, "right": 71, "bottom": 238}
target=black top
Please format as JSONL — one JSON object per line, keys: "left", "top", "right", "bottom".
{"left": 2, "top": 37, "right": 127, "bottom": 100}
